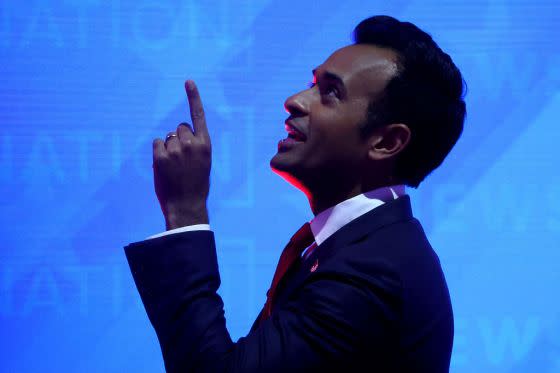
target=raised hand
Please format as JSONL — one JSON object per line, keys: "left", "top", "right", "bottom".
{"left": 152, "top": 80, "right": 212, "bottom": 230}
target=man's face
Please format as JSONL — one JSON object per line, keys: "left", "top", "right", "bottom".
{"left": 270, "top": 44, "right": 399, "bottom": 193}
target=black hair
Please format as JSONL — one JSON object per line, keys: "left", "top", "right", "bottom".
{"left": 353, "top": 15, "right": 466, "bottom": 188}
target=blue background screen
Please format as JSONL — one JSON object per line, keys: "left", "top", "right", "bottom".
{"left": 1, "top": 1, "right": 559, "bottom": 371}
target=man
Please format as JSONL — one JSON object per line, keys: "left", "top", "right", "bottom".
{"left": 124, "top": 15, "right": 466, "bottom": 372}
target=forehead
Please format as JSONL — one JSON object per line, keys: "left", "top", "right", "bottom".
{"left": 319, "top": 44, "right": 399, "bottom": 98}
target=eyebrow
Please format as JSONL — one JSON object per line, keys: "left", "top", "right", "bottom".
{"left": 312, "top": 68, "right": 344, "bottom": 86}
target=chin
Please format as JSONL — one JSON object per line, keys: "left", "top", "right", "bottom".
{"left": 270, "top": 159, "right": 310, "bottom": 196}
{"left": 270, "top": 150, "right": 294, "bottom": 172}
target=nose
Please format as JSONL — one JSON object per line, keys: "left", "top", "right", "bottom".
{"left": 284, "top": 90, "right": 308, "bottom": 117}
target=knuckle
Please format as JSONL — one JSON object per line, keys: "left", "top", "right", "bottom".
{"left": 168, "top": 149, "right": 181, "bottom": 159}
{"left": 168, "top": 145, "right": 180, "bottom": 153}
{"left": 191, "top": 141, "right": 211, "bottom": 156}
{"left": 193, "top": 109, "right": 204, "bottom": 119}
{"left": 154, "top": 153, "right": 167, "bottom": 165}
{"left": 200, "top": 144, "right": 211, "bottom": 155}
{"left": 180, "top": 137, "right": 193, "bottom": 147}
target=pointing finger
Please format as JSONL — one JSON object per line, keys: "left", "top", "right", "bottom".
{"left": 185, "top": 80, "right": 209, "bottom": 141}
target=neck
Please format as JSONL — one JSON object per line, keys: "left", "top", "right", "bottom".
{"left": 307, "top": 180, "right": 391, "bottom": 216}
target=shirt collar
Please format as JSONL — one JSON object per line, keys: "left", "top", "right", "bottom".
{"left": 309, "top": 185, "right": 406, "bottom": 246}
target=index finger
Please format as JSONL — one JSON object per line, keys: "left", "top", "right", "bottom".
{"left": 185, "top": 80, "right": 209, "bottom": 140}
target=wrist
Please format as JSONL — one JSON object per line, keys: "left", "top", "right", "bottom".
{"left": 164, "top": 204, "right": 209, "bottom": 230}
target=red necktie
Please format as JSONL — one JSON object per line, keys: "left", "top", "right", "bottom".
{"left": 261, "top": 222, "right": 315, "bottom": 321}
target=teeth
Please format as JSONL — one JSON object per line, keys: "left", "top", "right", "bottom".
{"left": 284, "top": 124, "right": 296, "bottom": 135}
{"left": 285, "top": 124, "right": 305, "bottom": 140}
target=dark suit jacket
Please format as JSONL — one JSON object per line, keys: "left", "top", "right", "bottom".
{"left": 124, "top": 195, "right": 454, "bottom": 372}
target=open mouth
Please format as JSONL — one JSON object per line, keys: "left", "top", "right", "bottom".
{"left": 284, "top": 123, "right": 307, "bottom": 142}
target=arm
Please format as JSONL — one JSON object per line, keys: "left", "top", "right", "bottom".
{"left": 125, "top": 230, "right": 398, "bottom": 373}
{"left": 131, "top": 81, "right": 396, "bottom": 371}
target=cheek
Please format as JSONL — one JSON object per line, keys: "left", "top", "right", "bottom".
{"left": 307, "top": 125, "right": 364, "bottom": 168}
{"left": 307, "top": 98, "right": 369, "bottom": 146}
{"left": 311, "top": 110, "right": 363, "bottom": 147}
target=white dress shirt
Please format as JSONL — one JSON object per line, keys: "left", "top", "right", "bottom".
{"left": 301, "top": 185, "right": 405, "bottom": 259}
{"left": 147, "top": 223, "right": 211, "bottom": 240}
{"left": 146, "top": 185, "right": 406, "bottom": 254}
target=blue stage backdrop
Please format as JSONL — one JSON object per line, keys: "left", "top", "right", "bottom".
{"left": 1, "top": 1, "right": 559, "bottom": 372}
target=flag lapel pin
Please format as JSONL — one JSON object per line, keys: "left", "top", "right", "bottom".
{"left": 310, "top": 259, "right": 319, "bottom": 272}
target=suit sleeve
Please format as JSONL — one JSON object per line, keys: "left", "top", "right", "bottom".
{"left": 124, "top": 230, "right": 399, "bottom": 373}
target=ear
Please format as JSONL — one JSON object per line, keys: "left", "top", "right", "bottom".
{"left": 367, "top": 123, "right": 411, "bottom": 161}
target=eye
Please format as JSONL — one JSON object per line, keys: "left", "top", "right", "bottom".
{"left": 319, "top": 84, "right": 339, "bottom": 99}
{"left": 307, "top": 80, "right": 339, "bottom": 99}
{"left": 323, "top": 85, "right": 338, "bottom": 98}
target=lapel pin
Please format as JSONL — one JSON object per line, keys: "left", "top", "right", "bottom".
{"left": 310, "top": 259, "right": 319, "bottom": 272}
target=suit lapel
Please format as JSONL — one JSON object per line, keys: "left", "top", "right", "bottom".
{"left": 272, "top": 195, "right": 413, "bottom": 309}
